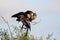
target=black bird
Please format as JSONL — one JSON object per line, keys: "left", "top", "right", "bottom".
{"left": 11, "top": 10, "right": 37, "bottom": 31}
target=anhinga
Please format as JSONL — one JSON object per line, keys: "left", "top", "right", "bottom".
{"left": 11, "top": 10, "right": 37, "bottom": 32}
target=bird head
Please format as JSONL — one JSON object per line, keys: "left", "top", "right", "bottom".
{"left": 25, "top": 10, "right": 37, "bottom": 21}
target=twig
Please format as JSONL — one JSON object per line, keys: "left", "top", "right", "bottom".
{"left": 1, "top": 16, "right": 13, "bottom": 40}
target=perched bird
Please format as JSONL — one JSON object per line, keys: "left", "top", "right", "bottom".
{"left": 25, "top": 11, "right": 37, "bottom": 22}
{"left": 11, "top": 10, "right": 37, "bottom": 31}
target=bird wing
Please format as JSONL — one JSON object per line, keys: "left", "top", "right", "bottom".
{"left": 11, "top": 12, "right": 24, "bottom": 18}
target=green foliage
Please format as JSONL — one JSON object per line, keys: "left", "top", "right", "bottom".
{"left": 0, "top": 28, "right": 56, "bottom": 40}
{"left": 39, "top": 36, "right": 43, "bottom": 40}
{"left": 0, "top": 16, "right": 56, "bottom": 40}
{"left": 0, "top": 29, "right": 9, "bottom": 40}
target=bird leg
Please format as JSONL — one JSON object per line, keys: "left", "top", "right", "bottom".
{"left": 21, "top": 24, "right": 24, "bottom": 30}
{"left": 21, "top": 23, "right": 27, "bottom": 30}
{"left": 24, "top": 27, "right": 28, "bottom": 36}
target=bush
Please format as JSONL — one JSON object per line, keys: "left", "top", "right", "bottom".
{"left": 0, "top": 16, "right": 56, "bottom": 40}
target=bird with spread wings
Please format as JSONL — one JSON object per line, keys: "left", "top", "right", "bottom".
{"left": 11, "top": 10, "right": 37, "bottom": 32}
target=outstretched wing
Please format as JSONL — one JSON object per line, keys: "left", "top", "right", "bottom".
{"left": 11, "top": 12, "right": 24, "bottom": 18}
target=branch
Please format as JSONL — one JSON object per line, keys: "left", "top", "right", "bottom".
{"left": 1, "top": 16, "right": 13, "bottom": 40}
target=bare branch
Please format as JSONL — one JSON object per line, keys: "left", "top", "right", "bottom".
{"left": 1, "top": 16, "right": 13, "bottom": 40}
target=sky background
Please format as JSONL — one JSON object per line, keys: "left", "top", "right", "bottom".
{"left": 0, "top": 0, "right": 60, "bottom": 40}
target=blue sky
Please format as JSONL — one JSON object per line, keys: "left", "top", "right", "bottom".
{"left": 0, "top": 0, "right": 60, "bottom": 40}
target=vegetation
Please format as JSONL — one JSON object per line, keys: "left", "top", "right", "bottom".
{"left": 0, "top": 16, "right": 56, "bottom": 40}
